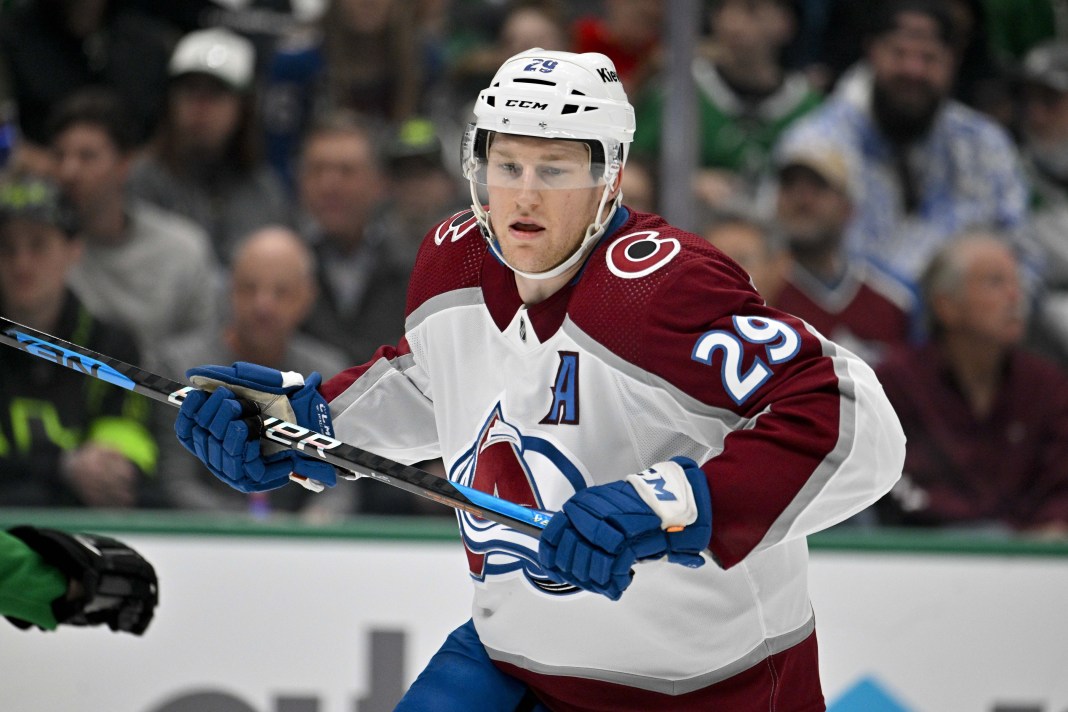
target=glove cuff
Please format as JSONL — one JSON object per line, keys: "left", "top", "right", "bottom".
{"left": 187, "top": 362, "right": 307, "bottom": 395}
{"left": 624, "top": 459, "right": 702, "bottom": 531}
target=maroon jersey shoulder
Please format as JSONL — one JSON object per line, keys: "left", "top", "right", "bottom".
{"left": 571, "top": 210, "right": 763, "bottom": 363}
{"left": 569, "top": 210, "right": 841, "bottom": 423}
{"left": 406, "top": 209, "right": 488, "bottom": 316}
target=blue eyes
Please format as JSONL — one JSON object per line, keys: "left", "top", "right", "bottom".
{"left": 493, "top": 163, "right": 574, "bottom": 187}
{"left": 499, "top": 163, "right": 564, "bottom": 177}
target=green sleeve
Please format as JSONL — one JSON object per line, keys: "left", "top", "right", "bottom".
{"left": 0, "top": 530, "right": 65, "bottom": 630}
{"left": 86, "top": 376, "right": 158, "bottom": 475}
{"left": 87, "top": 413, "right": 158, "bottom": 475}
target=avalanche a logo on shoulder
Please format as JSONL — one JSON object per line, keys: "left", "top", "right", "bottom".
{"left": 451, "top": 401, "right": 586, "bottom": 594}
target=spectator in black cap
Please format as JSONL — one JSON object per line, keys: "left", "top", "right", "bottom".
{"left": 0, "top": 175, "right": 160, "bottom": 509}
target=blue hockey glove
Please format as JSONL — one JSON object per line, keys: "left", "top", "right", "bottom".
{"left": 174, "top": 362, "right": 337, "bottom": 493}
{"left": 538, "top": 457, "right": 712, "bottom": 601}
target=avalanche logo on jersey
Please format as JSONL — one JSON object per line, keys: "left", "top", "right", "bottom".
{"left": 434, "top": 209, "right": 480, "bottom": 245}
{"left": 451, "top": 402, "right": 587, "bottom": 594}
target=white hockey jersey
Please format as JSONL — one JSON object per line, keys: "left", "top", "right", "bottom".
{"left": 322, "top": 207, "right": 905, "bottom": 711}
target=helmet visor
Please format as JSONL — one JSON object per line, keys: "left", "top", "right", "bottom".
{"left": 462, "top": 124, "right": 611, "bottom": 191}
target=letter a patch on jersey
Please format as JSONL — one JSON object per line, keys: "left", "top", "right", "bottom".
{"left": 540, "top": 351, "right": 580, "bottom": 425}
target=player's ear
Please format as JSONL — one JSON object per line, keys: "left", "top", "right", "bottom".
{"left": 609, "top": 166, "right": 625, "bottom": 201}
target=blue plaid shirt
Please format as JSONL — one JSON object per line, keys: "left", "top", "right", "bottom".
{"left": 777, "top": 72, "right": 1031, "bottom": 288}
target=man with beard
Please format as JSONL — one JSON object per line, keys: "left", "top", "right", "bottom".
{"left": 776, "top": 0, "right": 1030, "bottom": 291}
{"left": 773, "top": 146, "right": 918, "bottom": 367}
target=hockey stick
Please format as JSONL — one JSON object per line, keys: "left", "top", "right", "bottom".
{"left": 0, "top": 316, "right": 549, "bottom": 538}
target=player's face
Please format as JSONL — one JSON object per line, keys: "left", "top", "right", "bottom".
{"left": 485, "top": 135, "right": 604, "bottom": 275}
{"left": 0, "top": 219, "right": 81, "bottom": 315}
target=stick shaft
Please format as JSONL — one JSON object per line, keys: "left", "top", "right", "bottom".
{"left": 0, "top": 316, "right": 548, "bottom": 537}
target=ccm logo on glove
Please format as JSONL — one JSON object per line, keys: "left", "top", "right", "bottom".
{"left": 625, "top": 461, "right": 700, "bottom": 532}
{"left": 538, "top": 456, "right": 713, "bottom": 601}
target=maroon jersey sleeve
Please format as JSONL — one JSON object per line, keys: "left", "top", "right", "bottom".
{"left": 573, "top": 219, "right": 853, "bottom": 567}
{"left": 405, "top": 209, "right": 487, "bottom": 316}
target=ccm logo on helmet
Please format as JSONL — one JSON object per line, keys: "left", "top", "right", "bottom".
{"left": 504, "top": 99, "right": 548, "bottom": 110}
{"left": 607, "top": 231, "right": 680, "bottom": 279}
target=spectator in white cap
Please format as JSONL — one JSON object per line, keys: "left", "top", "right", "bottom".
{"left": 773, "top": 145, "right": 918, "bottom": 366}
{"left": 127, "top": 26, "right": 294, "bottom": 265}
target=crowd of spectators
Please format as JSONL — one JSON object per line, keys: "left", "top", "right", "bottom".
{"left": 1, "top": 0, "right": 1068, "bottom": 535}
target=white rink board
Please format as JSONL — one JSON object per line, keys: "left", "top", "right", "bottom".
{"left": 811, "top": 552, "right": 1068, "bottom": 710}
{"left": 0, "top": 535, "right": 474, "bottom": 712}
{"left": 0, "top": 535, "right": 1066, "bottom": 712}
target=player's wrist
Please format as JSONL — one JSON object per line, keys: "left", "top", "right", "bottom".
{"left": 624, "top": 458, "right": 704, "bottom": 532}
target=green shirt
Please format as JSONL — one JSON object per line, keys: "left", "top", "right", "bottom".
{"left": 633, "top": 57, "right": 823, "bottom": 186}
{"left": 0, "top": 530, "right": 65, "bottom": 630}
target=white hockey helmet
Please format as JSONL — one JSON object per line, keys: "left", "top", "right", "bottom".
{"left": 462, "top": 48, "right": 636, "bottom": 280}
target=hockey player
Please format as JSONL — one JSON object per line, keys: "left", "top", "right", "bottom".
{"left": 174, "top": 49, "right": 905, "bottom": 710}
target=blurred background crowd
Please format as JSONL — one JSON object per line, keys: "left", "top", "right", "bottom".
{"left": 1, "top": 0, "right": 1068, "bottom": 536}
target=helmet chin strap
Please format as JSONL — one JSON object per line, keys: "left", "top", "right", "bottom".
{"left": 471, "top": 178, "right": 622, "bottom": 282}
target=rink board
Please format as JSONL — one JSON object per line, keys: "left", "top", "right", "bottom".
{"left": 0, "top": 513, "right": 1065, "bottom": 712}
